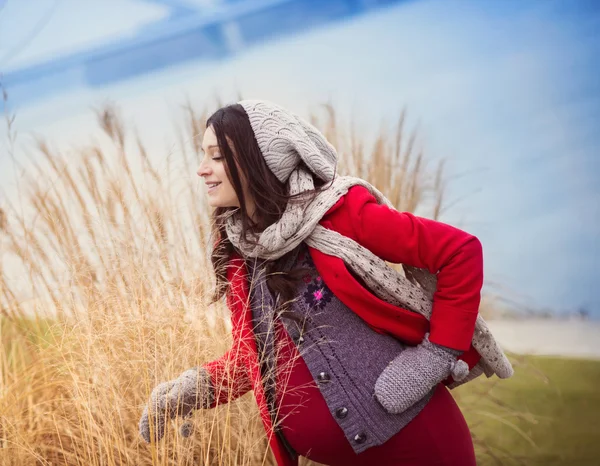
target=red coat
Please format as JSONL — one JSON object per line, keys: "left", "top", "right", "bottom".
{"left": 203, "top": 185, "right": 483, "bottom": 466}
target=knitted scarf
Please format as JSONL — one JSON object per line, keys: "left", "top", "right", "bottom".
{"left": 225, "top": 165, "right": 514, "bottom": 387}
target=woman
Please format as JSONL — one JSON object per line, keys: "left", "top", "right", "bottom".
{"left": 139, "top": 100, "right": 513, "bottom": 465}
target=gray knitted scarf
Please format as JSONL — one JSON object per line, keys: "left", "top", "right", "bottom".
{"left": 223, "top": 100, "right": 513, "bottom": 387}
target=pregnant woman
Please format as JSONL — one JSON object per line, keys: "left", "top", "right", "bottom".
{"left": 139, "top": 99, "right": 513, "bottom": 465}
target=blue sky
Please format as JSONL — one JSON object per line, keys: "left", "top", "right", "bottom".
{"left": 0, "top": 0, "right": 167, "bottom": 71}
{"left": 1, "top": 0, "right": 599, "bottom": 317}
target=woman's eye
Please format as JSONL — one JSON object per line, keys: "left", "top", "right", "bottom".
{"left": 212, "top": 155, "right": 223, "bottom": 160}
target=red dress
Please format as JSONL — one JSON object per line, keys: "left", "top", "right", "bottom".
{"left": 272, "top": 317, "right": 476, "bottom": 466}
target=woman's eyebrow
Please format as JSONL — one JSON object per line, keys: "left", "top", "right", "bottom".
{"left": 200, "top": 144, "right": 219, "bottom": 153}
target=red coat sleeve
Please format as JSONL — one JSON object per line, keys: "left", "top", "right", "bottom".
{"left": 202, "top": 254, "right": 254, "bottom": 407}
{"left": 346, "top": 186, "right": 483, "bottom": 351}
{"left": 202, "top": 344, "right": 253, "bottom": 407}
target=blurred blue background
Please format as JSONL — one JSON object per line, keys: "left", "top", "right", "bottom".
{"left": 1, "top": 0, "right": 599, "bottom": 319}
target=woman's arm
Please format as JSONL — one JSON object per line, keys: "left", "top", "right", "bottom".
{"left": 202, "top": 343, "right": 253, "bottom": 407}
{"left": 345, "top": 186, "right": 483, "bottom": 351}
{"left": 200, "top": 252, "right": 256, "bottom": 407}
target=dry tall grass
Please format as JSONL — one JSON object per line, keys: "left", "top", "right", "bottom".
{"left": 0, "top": 98, "right": 520, "bottom": 465}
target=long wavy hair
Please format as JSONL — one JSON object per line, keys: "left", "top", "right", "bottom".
{"left": 206, "top": 103, "right": 335, "bottom": 310}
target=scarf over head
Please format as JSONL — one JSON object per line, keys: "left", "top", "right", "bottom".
{"left": 223, "top": 99, "right": 513, "bottom": 387}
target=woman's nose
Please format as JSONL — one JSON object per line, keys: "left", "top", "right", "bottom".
{"left": 197, "top": 161, "right": 210, "bottom": 177}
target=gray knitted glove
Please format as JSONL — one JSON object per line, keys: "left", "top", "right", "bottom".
{"left": 139, "top": 367, "right": 213, "bottom": 443}
{"left": 374, "top": 333, "right": 469, "bottom": 414}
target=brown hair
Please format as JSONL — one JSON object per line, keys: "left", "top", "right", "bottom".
{"left": 206, "top": 103, "right": 335, "bottom": 311}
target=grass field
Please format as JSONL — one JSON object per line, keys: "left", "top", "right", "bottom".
{"left": 456, "top": 354, "right": 600, "bottom": 466}
{"left": 2, "top": 314, "right": 598, "bottom": 465}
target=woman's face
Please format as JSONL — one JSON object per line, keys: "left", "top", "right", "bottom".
{"left": 197, "top": 125, "right": 251, "bottom": 212}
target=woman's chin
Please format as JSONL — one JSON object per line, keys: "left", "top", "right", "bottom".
{"left": 206, "top": 198, "right": 237, "bottom": 209}
{"left": 206, "top": 198, "right": 220, "bottom": 208}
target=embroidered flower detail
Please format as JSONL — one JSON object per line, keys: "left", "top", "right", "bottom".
{"left": 303, "top": 282, "right": 333, "bottom": 310}
{"left": 316, "top": 276, "right": 322, "bottom": 282}
{"left": 303, "top": 273, "right": 312, "bottom": 284}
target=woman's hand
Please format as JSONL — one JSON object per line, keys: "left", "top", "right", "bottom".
{"left": 374, "top": 333, "right": 469, "bottom": 414}
{"left": 139, "top": 367, "right": 213, "bottom": 443}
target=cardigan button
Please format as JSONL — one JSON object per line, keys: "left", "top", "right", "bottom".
{"left": 335, "top": 407, "right": 348, "bottom": 419}
{"left": 317, "top": 372, "right": 331, "bottom": 383}
{"left": 354, "top": 433, "right": 367, "bottom": 444}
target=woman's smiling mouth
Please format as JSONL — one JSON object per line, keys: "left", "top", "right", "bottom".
{"left": 206, "top": 182, "right": 221, "bottom": 193}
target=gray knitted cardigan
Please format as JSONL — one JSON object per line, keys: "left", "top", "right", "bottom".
{"left": 247, "top": 242, "right": 456, "bottom": 455}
